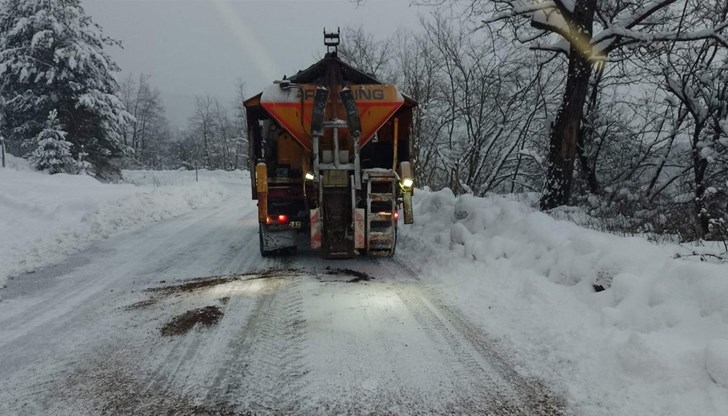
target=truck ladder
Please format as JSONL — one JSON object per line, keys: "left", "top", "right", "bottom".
{"left": 365, "top": 170, "right": 397, "bottom": 257}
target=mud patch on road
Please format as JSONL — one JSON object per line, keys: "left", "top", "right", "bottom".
{"left": 161, "top": 305, "right": 223, "bottom": 336}
{"left": 125, "top": 298, "right": 158, "bottom": 310}
{"left": 147, "top": 268, "right": 303, "bottom": 295}
{"left": 256, "top": 267, "right": 304, "bottom": 280}
{"left": 323, "top": 267, "right": 373, "bottom": 283}
{"left": 172, "top": 405, "right": 253, "bottom": 415}
{"left": 126, "top": 268, "right": 304, "bottom": 317}
{"left": 149, "top": 275, "right": 236, "bottom": 295}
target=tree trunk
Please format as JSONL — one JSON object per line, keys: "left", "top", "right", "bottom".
{"left": 540, "top": 0, "right": 597, "bottom": 210}
{"left": 692, "top": 130, "right": 710, "bottom": 238}
{"left": 540, "top": 51, "right": 594, "bottom": 209}
{"left": 577, "top": 65, "right": 604, "bottom": 195}
{"left": 577, "top": 127, "right": 600, "bottom": 194}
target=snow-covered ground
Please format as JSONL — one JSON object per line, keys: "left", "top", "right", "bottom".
{"left": 400, "top": 188, "right": 728, "bottom": 415}
{"left": 1, "top": 161, "right": 727, "bottom": 415}
{"left": 0, "top": 154, "right": 241, "bottom": 292}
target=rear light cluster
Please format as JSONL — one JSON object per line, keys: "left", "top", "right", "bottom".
{"left": 266, "top": 214, "right": 289, "bottom": 225}
{"left": 270, "top": 211, "right": 396, "bottom": 225}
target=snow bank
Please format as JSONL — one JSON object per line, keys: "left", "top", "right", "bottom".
{"left": 0, "top": 156, "right": 239, "bottom": 292}
{"left": 122, "top": 168, "right": 245, "bottom": 187}
{"left": 401, "top": 188, "right": 728, "bottom": 416}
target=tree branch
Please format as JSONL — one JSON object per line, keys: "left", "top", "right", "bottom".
{"left": 596, "top": 22, "right": 728, "bottom": 54}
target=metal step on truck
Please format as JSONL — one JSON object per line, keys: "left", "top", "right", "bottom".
{"left": 244, "top": 30, "right": 417, "bottom": 259}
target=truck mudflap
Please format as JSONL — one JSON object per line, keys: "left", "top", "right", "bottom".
{"left": 310, "top": 208, "right": 321, "bottom": 250}
{"left": 321, "top": 188, "right": 355, "bottom": 258}
{"left": 403, "top": 191, "right": 414, "bottom": 225}
{"left": 256, "top": 162, "right": 268, "bottom": 223}
{"left": 259, "top": 224, "right": 296, "bottom": 256}
{"left": 354, "top": 208, "right": 365, "bottom": 249}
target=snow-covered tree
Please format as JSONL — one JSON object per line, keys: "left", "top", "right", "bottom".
{"left": 28, "top": 109, "right": 76, "bottom": 174}
{"left": 451, "top": 0, "right": 728, "bottom": 210}
{"left": 660, "top": 38, "right": 728, "bottom": 237}
{"left": 0, "top": 0, "right": 132, "bottom": 180}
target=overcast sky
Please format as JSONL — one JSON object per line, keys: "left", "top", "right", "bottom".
{"left": 83, "top": 0, "right": 426, "bottom": 127}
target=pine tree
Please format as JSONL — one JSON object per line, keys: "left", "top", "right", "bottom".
{"left": 0, "top": 0, "right": 132, "bottom": 180}
{"left": 28, "top": 109, "right": 76, "bottom": 174}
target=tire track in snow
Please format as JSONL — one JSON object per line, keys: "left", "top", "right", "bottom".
{"left": 136, "top": 333, "right": 208, "bottom": 405}
{"left": 428, "top": 289, "right": 566, "bottom": 414}
{"left": 68, "top": 274, "right": 287, "bottom": 415}
{"left": 232, "top": 275, "right": 308, "bottom": 413}
{"left": 371, "top": 255, "right": 566, "bottom": 413}
{"left": 397, "top": 285, "right": 567, "bottom": 415}
{"left": 201, "top": 284, "right": 278, "bottom": 408}
{"left": 129, "top": 272, "right": 280, "bottom": 404}
{"left": 397, "top": 288, "right": 512, "bottom": 413}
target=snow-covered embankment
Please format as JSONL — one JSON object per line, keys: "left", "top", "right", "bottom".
{"left": 0, "top": 155, "right": 242, "bottom": 292}
{"left": 401, "top": 188, "right": 728, "bottom": 416}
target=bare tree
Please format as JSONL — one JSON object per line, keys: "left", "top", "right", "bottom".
{"left": 661, "top": 42, "right": 728, "bottom": 236}
{"left": 119, "top": 73, "right": 170, "bottom": 168}
{"left": 185, "top": 93, "right": 246, "bottom": 171}
{"left": 464, "top": 0, "right": 728, "bottom": 209}
{"left": 232, "top": 79, "right": 249, "bottom": 171}
{"left": 189, "top": 96, "right": 215, "bottom": 168}
{"left": 338, "top": 26, "right": 399, "bottom": 83}
{"left": 391, "top": 28, "right": 444, "bottom": 187}
{"left": 418, "top": 14, "right": 557, "bottom": 195}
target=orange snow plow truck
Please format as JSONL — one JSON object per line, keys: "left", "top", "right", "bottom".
{"left": 244, "top": 30, "right": 416, "bottom": 259}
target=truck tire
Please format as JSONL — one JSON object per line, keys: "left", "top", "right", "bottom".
{"left": 392, "top": 226, "right": 398, "bottom": 256}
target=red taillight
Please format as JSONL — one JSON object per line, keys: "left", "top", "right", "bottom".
{"left": 394, "top": 210, "right": 399, "bottom": 220}
{"left": 266, "top": 214, "right": 289, "bottom": 225}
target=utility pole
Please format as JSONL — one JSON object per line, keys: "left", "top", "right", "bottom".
{"left": 1, "top": 103, "right": 5, "bottom": 168}
{"left": 1, "top": 135, "right": 5, "bottom": 168}
{"left": 1, "top": 106, "right": 5, "bottom": 168}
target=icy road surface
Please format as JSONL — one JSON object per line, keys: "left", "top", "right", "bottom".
{"left": 0, "top": 189, "right": 565, "bottom": 415}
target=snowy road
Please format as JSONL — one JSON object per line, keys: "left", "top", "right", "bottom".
{"left": 0, "top": 186, "right": 565, "bottom": 415}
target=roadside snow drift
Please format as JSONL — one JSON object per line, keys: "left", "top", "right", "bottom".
{"left": 0, "top": 155, "right": 241, "bottom": 292}
{"left": 400, "top": 188, "right": 728, "bottom": 416}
